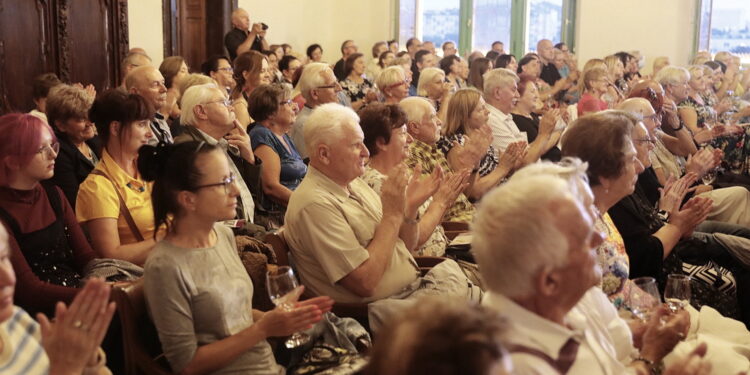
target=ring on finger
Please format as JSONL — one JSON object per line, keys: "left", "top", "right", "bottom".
{"left": 73, "top": 320, "right": 83, "bottom": 329}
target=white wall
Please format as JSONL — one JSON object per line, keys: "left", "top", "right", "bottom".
{"left": 128, "top": 0, "right": 165, "bottom": 65}
{"left": 237, "top": 0, "right": 395, "bottom": 63}
{"left": 575, "top": 0, "right": 698, "bottom": 75}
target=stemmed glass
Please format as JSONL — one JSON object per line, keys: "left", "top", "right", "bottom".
{"left": 266, "top": 266, "right": 309, "bottom": 348}
{"left": 664, "top": 274, "right": 691, "bottom": 313}
{"left": 627, "top": 277, "right": 662, "bottom": 321}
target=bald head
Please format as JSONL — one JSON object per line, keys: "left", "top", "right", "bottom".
{"left": 537, "top": 39, "right": 554, "bottom": 62}
{"left": 125, "top": 65, "right": 167, "bottom": 110}
{"left": 231, "top": 8, "right": 250, "bottom": 30}
{"left": 617, "top": 98, "right": 652, "bottom": 117}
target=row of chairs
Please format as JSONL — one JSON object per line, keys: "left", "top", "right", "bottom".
{"left": 112, "top": 223, "right": 467, "bottom": 374}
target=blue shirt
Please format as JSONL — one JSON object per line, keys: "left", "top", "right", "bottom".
{"left": 249, "top": 125, "right": 307, "bottom": 192}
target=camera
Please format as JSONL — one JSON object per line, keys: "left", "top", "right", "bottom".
{"left": 261, "top": 23, "right": 269, "bottom": 31}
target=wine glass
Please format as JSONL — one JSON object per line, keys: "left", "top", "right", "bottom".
{"left": 627, "top": 277, "right": 662, "bottom": 321}
{"left": 701, "top": 168, "right": 717, "bottom": 185}
{"left": 664, "top": 274, "right": 691, "bottom": 313}
{"left": 266, "top": 266, "right": 309, "bottom": 348}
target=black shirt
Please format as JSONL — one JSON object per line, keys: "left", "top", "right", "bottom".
{"left": 224, "top": 28, "right": 263, "bottom": 62}
{"left": 511, "top": 113, "right": 561, "bottom": 162}
{"left": 539, "top": 62, "right": 562, "bottom": 87}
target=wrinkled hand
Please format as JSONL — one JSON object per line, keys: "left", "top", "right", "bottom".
{"left": 225, "top": 119, "right": 255, "bottom": 163}
{"left": 685, "top": 149, "right": 716, "bottom": 178}
{"left": 669, "top": 196, "right": 713, "bottom": 237}
{"left": 640, "top": 305, "right": 690, "bottom": 363}
{"left": 37, "top": 278, "right": 116, "bottom": 375}
{"left": 251, "top": 23, "right": 264, "bottom": 34}
{"left": 256, "top": 288, "right": 326, "bottom": 338}
{"left": 498, "top": 141, "right": 526, "bottom": 172}
{"left": 406, "top": 164, "right": 442, "bottom": 214}
{"left": 539, "top": 109, "right": 560, "bottom": 136}
{"left": 663, "top": 342, "right": 712, "bottom": 375}
{"left": 381, "top": 163, "right": 410, "bottom": 219}
{"left": 453, "top": 124, "right": 492, "bottom": 170}
{"left": 432, "top": 168, "right": 471, "bottom": 205}
{"left": 659, "top": 173, "right": 696, "bottom": 213}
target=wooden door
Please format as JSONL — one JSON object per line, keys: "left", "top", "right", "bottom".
{"left": 163, "top": 0, "right": 234, "bottom": 70}
{"left": 178, "top": 0, "right": 205, "bottom": 71}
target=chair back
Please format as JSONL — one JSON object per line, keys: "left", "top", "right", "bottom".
{"left": 112, "top": 280, "right": 174, "bottom": 375}
{"left": 265, "top": 231, "right": 290, "bottom": 267}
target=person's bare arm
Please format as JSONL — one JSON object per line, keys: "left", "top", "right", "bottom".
{"left": 235, "top": 24, "right": 263, "bottom": 56}
{"left": 84, "top": 218, "right": 155, "bottom": 266}
{"left": 254, "top": 145, "right": 292, "bottom": 205}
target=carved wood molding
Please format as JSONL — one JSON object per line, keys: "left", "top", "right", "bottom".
{"left": 0, "top": 40, "right": 9, "bottom": 113}
{"left": 56, "top": 0, "right": 71, "bottom": 81}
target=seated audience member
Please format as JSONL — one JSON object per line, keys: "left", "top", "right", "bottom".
{"left": 230, "top": 50, "right": 272, "bottom": 129}
{"left": 511, "top": 76, "right": 563, "bottom": 162}
{"left": 77, "top": 90, "right": 157, "bottom": 265}
{"left": 201, "top": 55, "right": 236, "bottom": 93}
{"left": 281, "top": 43, "right": 292, "bottom": 56}
{"left": 29, "top": 73, "right": 63, "bottom": 122}
{"left": 491, "top": 41, "right": 504, "bottom": 54}
{"left": 441, "top": 41, "right": 457, "bottom": 57}
{"left": 441, "top": 55, "right": 468, "bottom": 92}
{"left": 306, "top": 43, "right": 323, "bottom": 63}
{"left": 262, "top": 50, "right": 283, "bottom": 84}
{"left": 605, "top": 54, "right": 628, "bottom": 95}
{"left": 366, "top": 298, "right": 513, "bottom": 375}
{"left": 0, "top": 114, "right": 97, "bottom": 317}
{"left": 139, "top": 141, "right": 331, "bottom": 375}
{"left": 467, "top": 57, "right": 492, "bottom": 90}
{"left": 563, "top": 110, "right": 750, "bottom": 325}
{"left": 653, "top": 56, "right": 670, "bottom": 77}
{"left": 175, "top": 83, "right": 257, "bottom": 226}
{"left": 495, "top": 54, "right": 517, "bottom": 72}
{"left": 484, "top": 68, "right": 523, "bottom": 152}
{"left": 485, "top": 51, "right": 501, "bottom": 65}
{"left": 473, "top": 156, "right": 711, "bottom": 374}
{"left": 417, "top": 67, "right": 452, "bottom": 119}
{"left": 340, "top": 52, "right": 376, "bottom": 110}
{"left": 45, "top": 84, "right": 100, "bottom": 207}
{"left": 224, "top": 8, "right": 268, "bottom": 61}
{"left": 537, "top": 39, "right": 562, "bottom": 87}
{"left": 291, "top": 63, "right": 342, "bottom": 158}
{"left": 0, "top": 225, "right": 115, "bottom": 375}
{"left": 125, "top": 65, "right": 172, "bottom": 144}
{"left": 248, "top": 84, "right": 306, "bottom": 225}
{"left": 178, "top": 73, "right": 214, "bottom": 99}
{"left": 360, "top": 103, "right": 468, "bottom": 257}
{"left": 278, "top": 54, "right": 301, "bottom": 87}
{"left": 411, "top": 50, "right": 436, "bottom": 95}
{"left": 401, "top": 97, "right": 476, "bottom": 223}
{"left": 438, "top": 89, "right": 525, "bottom": 200}
{"left": 334, "top": 40, "right": 358, "bottom": 81}
{"left": 117, "top": 52, "right": 152, "bottom": 91}
{"left": 365, "top": 41, "right": 388, "bottom": 81}
{"left": 375, "top": 51, "right": 395, "bottom": 80}
{"left": 284, "top": 103, "right": 480, "bottom": 330}
{"left": 376, "top": 66, "right": 410, "bottom": 105}
{"left": 422, "top": 41, "right": 436, "bottom": 55}
{"left": 405, "top": 37, "right": 422, "bottom": 59}
{"left": 577, "top": 67, "right": 610, "bottom": 116}
{"left": 388, "top": 39, "right": 399, "bottom": 54}
{"left": 158, "top": 56, "right": 189, "bottom": 121}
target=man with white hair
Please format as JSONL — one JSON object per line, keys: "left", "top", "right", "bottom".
{"left": 224, "top": 8, "right": 268, "bottom": 61}
{"left": 118, "top": 51, "right": 151, "bottom": 91}
{"left": 473, "top": 162, "right": 706, "bottom": 374}
{"left": 285, "top": 103, "right": 480, "bottom": 330}
{"left": 125, "top": 65, "right": 172, "bottom": 145}
{"left": 174, "top": 83, "right": 257, "bottom": 223}
{"left": 291, "top": 63, "right": 343, "bottom": 158}
{"left": 400, "top": 96, "right": 476, "bottom": 224}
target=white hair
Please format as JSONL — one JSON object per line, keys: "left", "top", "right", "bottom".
{"left": 616, "top": 97, "right": 652, "bottom": 119}
{"left": 180, "top": 83, "right": 221, "bottom": 126}
{"left": 399, "top": 96, "right": 432, "bottom": 125}
{"left": 472, "top": 161, "right": 589, "bottom": 298}
{"left": 482, "top": 68, "right": 519, "bottom": 98}
{"left": 417, "top": 67, "right": 444, "bottom": 97}
{"left": 376, "top": 66, "right": 406, "bottom": 92}
{"left": 654, "top": 66, "right": 689, "bottom": 87}
{"left": 304, "top": 103, "right": 360, "bottom": 155}
{"left": 297, "top": 62, "right": 331, "bottom": 102}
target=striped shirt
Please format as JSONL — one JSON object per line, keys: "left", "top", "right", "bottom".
{"left": 0, "top": 306, "right": 49, "bottom": 374}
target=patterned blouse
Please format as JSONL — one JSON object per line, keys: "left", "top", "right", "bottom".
{"left": 340, "top": 77, "right": 374, "bottom": 103}
{"left": 436, "top": 132, "right": 499, "bottom": 177}
{"left": 361, "top": 166, "right": 448, "bottom": 256}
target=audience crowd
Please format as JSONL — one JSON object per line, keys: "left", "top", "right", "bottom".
{"left": 6, "top": 5, "right": 750, "bottom": 374}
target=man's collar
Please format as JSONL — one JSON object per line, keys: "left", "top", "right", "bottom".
{"left": 488, "top": 103, "right": 511, "bottom": 118}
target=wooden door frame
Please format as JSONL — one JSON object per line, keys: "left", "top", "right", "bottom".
{"left": 162, "top": 0, "right": 237, "bottom": 61}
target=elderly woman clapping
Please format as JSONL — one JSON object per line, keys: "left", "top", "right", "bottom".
{"left": 376, "top": 66, "right": 411, "bottom": 105}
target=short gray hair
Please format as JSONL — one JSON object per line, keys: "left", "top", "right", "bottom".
{"left": 376, "top": 66, "right": 406, "bottom": 91}
{"left": 399, "top": 96, "right": 432, "bottom": 125}
{"left": 180, "top": 83, "right": 221, "bottom": 126}
{"left": 297, "top": 63, "right": 331, "bottom": 101}
{"left": 304, "top": 103, "right": 360, "bottom": 154}
{"left": 654, "top": 66, "right": 689, "bottom": 87}
{"left": 482, "top": 68, "right": 519, "bottom": 98}
{"left": 472, "top": 160, "right": 590, "bottom": 298}
{"left": 417, "top": 67, "right": 444, "bottom": 97}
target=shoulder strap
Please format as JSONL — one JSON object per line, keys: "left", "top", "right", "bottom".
{"left": 41, "top": 182, "right": 63, "bottom": 218}
{"left": 0, "top": 205, "right": 21, "bottom": 237}
{"left": 90, "top": 170, "right": 145, "bottom": 242}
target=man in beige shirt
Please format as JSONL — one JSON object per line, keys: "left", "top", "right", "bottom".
{"left": 284, "top": 103, "right": 421, "bottom": 304}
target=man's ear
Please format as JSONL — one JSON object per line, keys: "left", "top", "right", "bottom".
{"left": 315, "top": 143, "right": 331, "bottom": 165}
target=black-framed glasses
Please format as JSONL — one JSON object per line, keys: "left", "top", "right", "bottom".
{"left": 316, "top": 81, "right": 342, "bottom": 90}
{"left": 37, "top": 142, "right": 60, "bottom": 157}
{"left": 193, "top": 173, "right": 237, "bottom": 195}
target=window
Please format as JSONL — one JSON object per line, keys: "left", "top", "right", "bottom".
{"left": 527, "top": 0, "right": 563, "bottom": 51}
{"left": 473, "top": 0, "right": 512, "bottom": 54}
{"left": 420, "top": 0, "right": 461, "bottom": 50}
{"left": 699, "top": 0, "right": 750, "bottom": 64}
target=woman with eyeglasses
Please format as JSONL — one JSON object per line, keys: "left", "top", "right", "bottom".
{"left": 76, "top": 89, "right": 158, "bottom": 266}
{"left": 139, "top": 141, "right": 331, "bottom": 375}
{"left": 230, "top": 51, "right": 272, "bottom": 129}
{"left": 247, "top": 84, "right": 306, "bottom": 227}
{"left": 0, "top": 113, "right": 100, "bottom": 317}
{"left": 376, "top": 66, "right": 410, "bottom": 105}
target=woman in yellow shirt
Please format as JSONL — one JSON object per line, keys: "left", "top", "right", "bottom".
{"left": 76, "top": 89, "right": 157, "bottom": 265}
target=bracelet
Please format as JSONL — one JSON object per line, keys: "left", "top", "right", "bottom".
{"left": 671, "top": 122, "right": 684, "bottom": 131}
{"left": 403, "top": 216, "right": 419, "bottom": 225}
{"left": 633, "top": 357, "right": 663, "bottom": 375}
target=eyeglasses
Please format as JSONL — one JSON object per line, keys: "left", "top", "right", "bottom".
{"left": 194, "top": 173, "right": 237, "bottom": 195}
{"left": 316, "top": 81, "right": 342, "bottom": 90}
{"left": 387, "top": 79, "right": 411, "bottom": 89}
{"left": 37, "top": 142, "right": 60, "bottom": 157}
{"left": 643, "top": 113, "right": 662, "bottom": 122}
{"left": 633, "top": 137, "right": 656, "bottom": 146}
{"left": 205, "top": 98, "right": 232, "bottom": 107}
{"left": 217, "top": 67, "right": 234, "bottom": 73}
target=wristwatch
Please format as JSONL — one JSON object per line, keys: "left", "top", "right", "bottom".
{"left": 657, "top": 209, "right": 670, "bottom": 222}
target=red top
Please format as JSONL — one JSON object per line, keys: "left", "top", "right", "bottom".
{"left": 0, "top": 185, "right": 96, "bottom": 313}
{"left": 577, "top": 93, "right": 609, "bottom": 116}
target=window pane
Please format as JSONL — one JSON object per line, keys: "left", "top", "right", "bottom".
{"left": 709, "top": 0, "right": 750, "bottom": 63}
{"left": 420, "top": 0, "right": 461, "bottom": 51}
{"left": 473, "top": 0, "right": 512, "bottom": 53}
{"left": 527, "top": 0, "right": 563, "bottom": 52}
{"left": 399, "top": 0, "right": 417, "bottom": 47}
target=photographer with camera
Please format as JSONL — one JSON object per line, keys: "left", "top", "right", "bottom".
{"left": 224, "top": 8, "right": 269, "bottom": 61}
